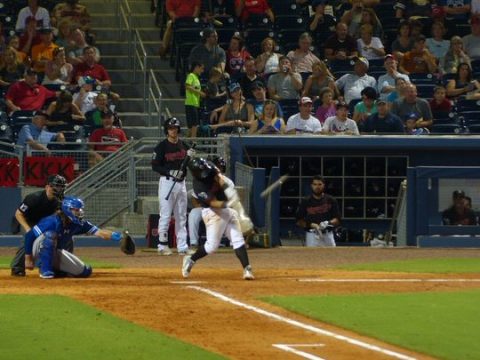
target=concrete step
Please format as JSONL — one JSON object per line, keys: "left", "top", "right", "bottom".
{"left": 94, "top": 28, "right": 130, "bottom": 42}
{"left": 111, "top": 84, "right": 142, "bottom": 98}
{"left": 100, "top": 55, "right": 167, "bottom": 70}
{"left": 123, "top": 125, "right": 163, "bottom": 139}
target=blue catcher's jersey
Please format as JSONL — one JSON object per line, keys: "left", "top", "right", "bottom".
{"left": 26, "top": 214, "right": 99, "bottom": 254}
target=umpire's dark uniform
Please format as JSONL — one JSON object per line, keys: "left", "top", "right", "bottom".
{"left": 10, "top": 190, "right": 60, "bottom": 276}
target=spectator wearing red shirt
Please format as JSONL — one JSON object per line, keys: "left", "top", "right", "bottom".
{"left": 89, "top": 110, "right": 127, "bottom": 167}
{"left": 5, "top": 69, "right": 57, "bottom": 113}
{"left": 235, "top": 0, "right": 275, "bottom": 23}
{"left": 73, "top": 46, "right": 111, "bottom": 86}
{"left": 429, "top": 85, "right": 452, "bottom": 115}
{"left": 159, "top": 0, "right": 201, "bottom": 57}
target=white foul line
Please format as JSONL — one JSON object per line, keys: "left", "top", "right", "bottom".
{"left": 297, "top": 278, "right": 480, "bottom": 283}
{"left": 187, "top": 286, "right": 416, "bottom": 360}
{"left": 273, "top": 344, "right": 326, "bottom": 360}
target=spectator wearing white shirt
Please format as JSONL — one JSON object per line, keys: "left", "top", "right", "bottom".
{"left": 322, "top": 102, "right": 359, "bottom": 135}
{"left": 377, "top": 54, "right": 410, "bottom": 100}
{"left": 15, "top": 0, "right": 51, "bottom": 32}
{"left": 335, "top": 56, "right": 376, "bottom": 105}
{"left": 463, "top": 15, "right": 480, "bottom": 60}
{"left": 472, "top": 0, "right": 480, "bottom": 14}
{"left": 357, "top": 24, "right": 385, "bottom": 60}
{"left": 286, "top": 97, "right": 322, "bottom": 134}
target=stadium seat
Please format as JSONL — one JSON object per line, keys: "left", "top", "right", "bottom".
{"left": 467, "top": 124, "right": 480, "bottom": 133}
{"left": 279, "top": 99, "right": 300, "bottom": 121}
{"left": 270, "top": 0, "right": 301, "bottom": 16}
{"left": 431, "top": 123, "right": 463, "bottom": 134}
{"left": 409, "top": 73, "right": 437, "bottom": 85}
{"left": 274, "top": 15, "right": 306, "bottom": 32}
{"left": 455, "top": 98, "right": 480, "bottom": 112}
{"left": 416, "top": 84, "right": 436, "bottom": 98}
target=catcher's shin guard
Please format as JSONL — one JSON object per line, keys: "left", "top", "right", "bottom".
{"left": 77, "top": 265, "right": 92, "bottom": 278}
{"left": 39, "top": 232, "right": 55, "bottom": 276}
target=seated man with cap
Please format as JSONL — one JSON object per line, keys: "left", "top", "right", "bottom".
{"left": 247, "top": 80, "right": 283, "bottom": 119}
{"left": 88, "top": 110, "right": 128, "bottom": 167}
{"left": 322, "top": 101, "right": 360, "bottom": 135}
{"left": 5, "top": 69, "right": 58, "bottom": 114}
{"left": 31, "top": 27, "right": 58, "bottom": 75}
{"left": 377, "top": 54, "right": 410, "bottom": 101}
{"left": 363, "top": 99, "right": 405, "bottom": 134}
{"left": 335, "top": 56, "right": 376, "bottom": 106}
{"left": 73, "top": 75, "right": 99, "bottom": 114}
{"left": 16, "top": 111, "right": 65, "bottom": 154}
{"left": 286, "top": 97, "right": 322, "bottom": 134}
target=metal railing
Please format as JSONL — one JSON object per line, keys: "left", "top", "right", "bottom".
{"left": 64, "top": 137, "right": 228, "bottom": 226}
{"left": 147, "top": 69, "right": 163, "bottom": 131}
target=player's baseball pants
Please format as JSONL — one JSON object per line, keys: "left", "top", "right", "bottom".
{"left": 32, "top": 234, "right": 88, "bottom": 276}
{"left": 305, "top": 231, "right": 336, "bottom": 247}
{"left": 158, "top": 176, "right": 188, "bottom": 251}
{"left": 202, "top": 207, "right": 244, "bottom": 254}
{"left": 188, "top": 207, "right": 203, "bottom": 246}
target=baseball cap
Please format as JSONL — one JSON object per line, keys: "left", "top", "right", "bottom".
{"left": 251, "top": 81, "right": 265, "bottom": 90}
{"left": 384, "top": 54, "right": 395, "bottom": 61}
{"left": 299, "top": 96, "right": 313, "bottom": 105}
{"left": 415, "top": 34, "right": 427, "bottom": 42}
{"left": 39, "top": 27, "right": 53, "bottom": 33}
{"left": 336, "top": 101, "right": 349, "bottom": 109}
{"left": 353, "top": 56, "right": 369, "bottom": 68}
{"left": 453, "top": 190, "right": 466, "bottom": 198}
{"left": 24, "top": 68, "right": 38, "bottom": 76}
{"left": 376, "top": 99, "right": 388, "bottom": 105}
{"left": 202, "top": 27, "right": 216, "bottom": 39}
{"left": 407, "top": 113, "right": 420, "bottom": 120}
{"left": 33, "top": 110, "right": 49, "bottom": 119}
{"left": 100, "top": 110, "right": 114, "bottom": 118}
{"left": 228, "top": 82, "right": 241, "bottom": 93}
{"left": 78, "top": 75, "right": 96, "bottom": 86}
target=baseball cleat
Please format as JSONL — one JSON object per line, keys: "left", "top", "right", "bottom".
{"left": 157, "top": 247, "right": 173, "bottom": 256}
{"left": 40, "top": 270, "right": 55, "bottom": 279}
{"left": 182, "top": 256, "right": 195, "bottom": 278}
{"left": 11, "top": 269, "right": 26, "bottom": 277}
{"left": 243, "top": 265, "right": 255, "bottom": 280}
{"left": 178, "top": 248, "right": 196, "bottom": 256}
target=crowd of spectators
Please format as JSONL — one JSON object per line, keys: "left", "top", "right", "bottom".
{"left": 161, "top": 0, "right": 480, "bottom": 136}
{"left": 0, "top": 0, "right": 125, "bottom": 166}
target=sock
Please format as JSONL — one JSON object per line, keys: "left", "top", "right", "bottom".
{"left": 191, "top": 245, "right": 208, "bottom": 262}
{"left": 234, "top": 245, "right": 250, "bottom": 269}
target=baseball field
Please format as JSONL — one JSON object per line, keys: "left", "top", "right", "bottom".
{"left": 1, "top": 246, "right": 479, "bottom": 360}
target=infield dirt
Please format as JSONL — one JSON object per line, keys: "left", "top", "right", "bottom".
{"left": 2, "top": 247, "right": 479, "bottom": 359}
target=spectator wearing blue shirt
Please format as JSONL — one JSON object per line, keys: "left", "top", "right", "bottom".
{"left": 363, "top": 99, "right": 405, "bottom": 134}
{"left": 16, "top": 111, "right": 65, "bottom": 153}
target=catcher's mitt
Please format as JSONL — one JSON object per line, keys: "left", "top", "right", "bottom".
{"left": 120, "top": 231, "right": 136, "bottom": 255}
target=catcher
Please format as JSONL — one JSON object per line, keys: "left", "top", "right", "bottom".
{"left": 296, "top": 175, "right": 341, "bottom": 247}
{"left": 182, "top": 157, "right": 254, "bottom": 280}
{"left": 24, "top": 196, "right": 135, "bottom": 279}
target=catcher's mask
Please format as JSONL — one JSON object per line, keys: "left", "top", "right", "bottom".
{"left": 62, "top": 196, "right": 85, "bottom": 225}
{"left": 47, "top": 174, "right": 67, "bottom": 200}
{"left": 188, "top": 157, "right": 217, "bottom": 180}
{"left": 163, "top": 117, "right": 181, "bottom": 135}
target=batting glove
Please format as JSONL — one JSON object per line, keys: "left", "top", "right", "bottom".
{"left": 111, "top": 231, "right": 122, "bottom": 242}
{"left": 319, "top": 221, "right": 330, "bottom": 231}
{"left": 169, "top": 169, "right": 183, "bottom": 179}
{"left": 187, "top": 148, "right": 196, "bottom": 157}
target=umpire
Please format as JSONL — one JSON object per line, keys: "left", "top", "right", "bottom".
{"left": 10, "top": 174, "right": 67, "bottom": 276}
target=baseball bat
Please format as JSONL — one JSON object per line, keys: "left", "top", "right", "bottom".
{"left": 165, "top": 143, "right": 196, "bottom": 200}
{"left": 165, "top": 107, "right": 172, "bottom": 119}
{"left": 260, "top": 175, "right": 289, "bottom": 198}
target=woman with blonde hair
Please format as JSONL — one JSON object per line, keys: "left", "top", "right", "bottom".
{"left": 255, "top": 37, "right": 282, "bottom": 76}
{"left": 440, "top": 36, "right": 471, "bottom": 75}
{"left": 357, "top": 23, "right": 385, "bottom": 60}
{"left": 354, "top": 7, "right": 383, "bottom": 39}
{"left": 7, "top": 36, "right": 28, "bottom": 64}
{"left": 0, "top": 47, "right": 25, "bottom": 90}
{"left": 249, "top": 99, "right": 286, "bottom": 134}
{"left": 303, "top": 60, "right": 338, "bottom": 100}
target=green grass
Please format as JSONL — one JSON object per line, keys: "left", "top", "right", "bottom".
{"left": 336, "top": 258, "right": 480, "bottom": 273}
{"left": 262, "top": 290, "right": 480, "bottom": 360}
{"left": 0, "top": 295, "right": 224, "bottom": 360}
{"left": 0, "top": 256, "right": 119, "bottom": 269}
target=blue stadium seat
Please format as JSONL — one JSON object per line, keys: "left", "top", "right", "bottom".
{"left": 274, "top": 15, "right": 306, "bottom": 32}
{"left": 456, "top": 98, "right": 480, "bottom": 112}
{"left": 416, "top": 84, "right": 436, "bottom": 98}
{"left": 279, "top": 99, "right": 299, "bottom": 121}
{"left": 270, "top": 0, "right": 301, "bottom": 16}
{"left": 467, "top": 124, "right": 480, "bottom": 133}
{"left": 409, "top": 73, "right": 437, "bottom": 85}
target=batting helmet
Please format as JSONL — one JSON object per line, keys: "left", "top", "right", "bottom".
{"left": 211, "top": 156, "right": 226, "bottom": 173}
{"left": 47, "top": 174, "right": 67, "bottom": 200}
{"left": 188, "top": 157, "right": 218, "bottom": 180}
{"left": 62, "top": 196, "right": 85, "bottom": 225}
{"left": 163, "top": 117, "right": 181, "bottom": 135}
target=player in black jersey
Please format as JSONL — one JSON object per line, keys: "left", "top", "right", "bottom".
{"left": 182, "top": 157, "right": 254, "bottom": 280}
{"left": 10, "top": 174, "right": 67, "bottom": 276}
{"left": 151, "top": 117, "right": 196, "bottom": 255}
{"left": 296, "top": 175, "right": 341, "bottom": 247}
